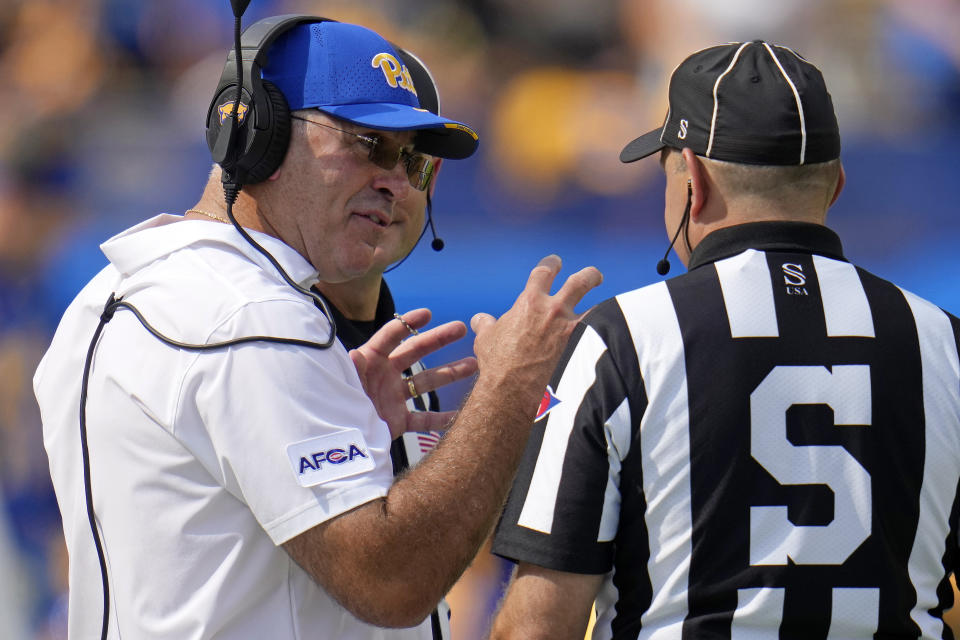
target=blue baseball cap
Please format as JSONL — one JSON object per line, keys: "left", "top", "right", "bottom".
{"left": 262, "top": 21, "right": 479, "bottom": 159}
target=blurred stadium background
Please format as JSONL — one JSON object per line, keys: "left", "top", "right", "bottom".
{"left": 0, "top": 0, "right": 957, "bottom": 637}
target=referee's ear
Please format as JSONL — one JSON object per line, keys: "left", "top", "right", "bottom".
{"left": 682, "top": 148, "right": 708, "bottom": 222}
{"left": 829, "top": 162, "right": 846, "bottom": 207}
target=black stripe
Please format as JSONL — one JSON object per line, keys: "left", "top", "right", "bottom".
{"left": 431, "top": 609, "right": 442, "bottom": 640}
{"left": 390, "top": 438, "right": 410, "bottom": 476}
{"left": 553, "top": 320, "right": 590, "bottom": 389}
{"left": 951, "top": 312, "right": 960, "bottom": 362}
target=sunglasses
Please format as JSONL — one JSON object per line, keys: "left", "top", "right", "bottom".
{"left": 291, "top": 116, "right": 435, "bottom": 191}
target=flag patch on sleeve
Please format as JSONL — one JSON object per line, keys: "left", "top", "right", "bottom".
{"left": 535, "top": 386, "right": 561, "bottom": 422}
{"left": 401, "top": 430, "right": 443, "bottom": 467}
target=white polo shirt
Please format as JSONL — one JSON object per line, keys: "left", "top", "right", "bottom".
{"left": 35, "top": 215, "right": 435, "bottom": 639}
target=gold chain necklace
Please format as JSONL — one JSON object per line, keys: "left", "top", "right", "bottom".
{"left": 185, "top": 208, "right": 230, "bottom": 224}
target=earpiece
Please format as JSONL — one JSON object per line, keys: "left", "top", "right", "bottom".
{"left": 656, "top": 179, "right": 693, "bottom": 276}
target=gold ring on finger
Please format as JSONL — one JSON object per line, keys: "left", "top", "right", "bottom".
{"left": 403, "top": 373, "right": 418, "bottom": 398}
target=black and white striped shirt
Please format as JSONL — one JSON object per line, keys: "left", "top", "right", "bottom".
{"left": 493, "top": 221, "right": 960, "bottom": 638}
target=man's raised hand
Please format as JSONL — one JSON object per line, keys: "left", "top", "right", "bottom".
{"left": 350, "top": 309, "right": 477, "bottom": 439}
{"left": 471, "top": 255, "right": 602, "bottom": 416}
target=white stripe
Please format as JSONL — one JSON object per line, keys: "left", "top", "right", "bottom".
{"left": 617, "top": 283, "right": 692, "bottom": 637}
{"left": 598, "top": 397, "right": 631, "bottom": 542}
{"left": 591, "top": 570, "right": 619, "bottom": 640}
{"left": 517, "top": 326, "right": 607, "bottom": 534}
{"left": 706, "top": 42, "right": 750, "bottom": 158}
{"left": 762, "top": 43, "right": 807, "bottom": 164}
{"left": 435, "top": 599, "right": 452, "bottom": 639}
{"left": 902, "top": 289, "right": 960, "bottom": 638}
{"left": 716, "top": 250, "right": 779, "bottom": 338}
{"left": 731, "top": 588, "right": 784, "bottom": 638}
{"left": 829, "top": 588, "right": 879, "bottom": 636}
{"left": 813, "top": 255, "right": 875, "bottom": 337}
{"left": 780, "top": 44, "right": 808, "bottom": 62}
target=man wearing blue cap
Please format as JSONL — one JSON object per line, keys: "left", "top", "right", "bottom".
{"left": 35, "top": 17, "right": 602, "bottom": 639}
{"left": 490, "top": 41, "right": 960, "bottom": 638}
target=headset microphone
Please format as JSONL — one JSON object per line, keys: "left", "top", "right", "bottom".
{"left": 656, "top": 179, "right": 692, "bottom": 276}
{"left": 656, "top": 256, "right": 671, "bottom": 276}
{"left": 426, "top": 194, "right": 444, "bottom": 251}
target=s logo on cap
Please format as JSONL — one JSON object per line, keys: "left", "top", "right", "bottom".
{"left": 372, "top": 53, "right": 417, "bottom": 96}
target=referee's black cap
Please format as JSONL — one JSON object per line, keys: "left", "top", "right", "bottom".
{"left": 620, "top": 40, "right": 841, "bottom": 166}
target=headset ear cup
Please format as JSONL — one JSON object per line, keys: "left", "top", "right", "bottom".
{"left": 244, "top": 80, "right": 291, "bottom": 183}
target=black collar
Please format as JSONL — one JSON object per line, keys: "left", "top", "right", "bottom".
{"left": 687, "top": 221, "right": 846, "bottom": 271}
{"left": 315, "top": 280, "right": 397, "bottom": 351}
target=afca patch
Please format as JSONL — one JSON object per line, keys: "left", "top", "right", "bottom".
{"left": 286, "top": 429, "right": 375, "bottom": 488}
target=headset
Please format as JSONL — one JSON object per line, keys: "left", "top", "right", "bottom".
{"left": 204, "top": 12, "right": 445, "bottom": 197}
{"left": 205, "top": 12, "right": 444, "bottom": 272}
{"left": 206, "top": 13, "right": 337, "bottom": 188}
{"left": 203, "top": 12, "right": 343, "bottom": 324}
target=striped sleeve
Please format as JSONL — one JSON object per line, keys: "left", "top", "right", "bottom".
{"left": 900, "top": 292, "right": 960, "bottom": 637}
{"left": 492, "top": 297, "right": 647, "bottom": 574}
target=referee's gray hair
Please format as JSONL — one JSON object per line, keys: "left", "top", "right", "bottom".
{"left": 669, "top": 150, "right": 840, "bottom": 201}
{"left": 706, "top": 157, "right": 841, "bottom": 204}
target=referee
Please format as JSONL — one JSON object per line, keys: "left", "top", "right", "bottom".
{"left": 490, "top": 41, "right": 960, "bottom": 638}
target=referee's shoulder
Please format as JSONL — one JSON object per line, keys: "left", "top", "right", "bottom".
{"left": 581, "top": 279, "right": 669, "bottom": 332}
{"left": 859, "top": 265, "right": 959, "bottom": 324}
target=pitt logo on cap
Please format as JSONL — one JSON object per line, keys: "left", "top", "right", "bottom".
{"left": 218, "top": 100, "right": 249, "bottom": 125}
{"left": 372, "top": 53, "right": 417, "bottom": 97}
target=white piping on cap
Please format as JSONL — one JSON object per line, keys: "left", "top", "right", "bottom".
{"left": 660, "top": 44, "right": 718, "bottom": 147}
{"left": 658, "top": 56, "right": 686, "bottom": 145}
{"left": 706, "top": 42, "right": 751, "bottom": 158}
{"left": 658, "top": 105, "right": 671, "bottom": 147}
{"left": 762, "top": 42, "right": 807, "bottom": 164}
